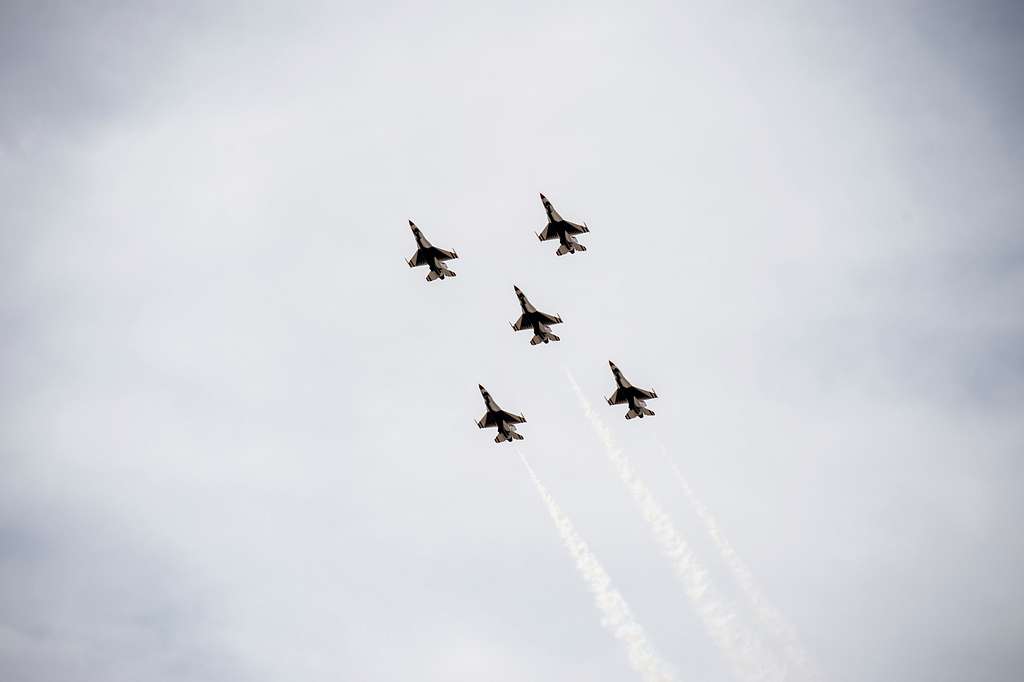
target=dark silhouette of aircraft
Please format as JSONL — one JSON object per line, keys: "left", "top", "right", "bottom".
{"left": 406, "top": 220, "right": 458, "bottom": 281}
{"left": 476, "top": 385, "right": 526, "bottom": 443}
{"left": 536, "top": 193, "right": 589, "bottom": 256}
{"left": 510, "top": 285, "right": 563, "bottom": 345}
{"left": 606, "top": 361, "right": 658, "bottom": 419}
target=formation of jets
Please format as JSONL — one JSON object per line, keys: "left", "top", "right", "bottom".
{"left": 406, "top": 193, "right": 658, "bottom": 443}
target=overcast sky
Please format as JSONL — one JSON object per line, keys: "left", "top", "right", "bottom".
{"left": 2, "top": 1, "right": 1023, "bottom": 681}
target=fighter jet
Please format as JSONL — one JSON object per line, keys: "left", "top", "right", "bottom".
{"left": 510, "top": 285, "right": 563, "bottom": 345}
{"left": 606, "top": 361, "right": 658, "bottom": 419}
{"left": 536, "top": 193, "right": 589, "bottom": 256}
{"left": 406, "top": 220, "right": 458, "bottom": 281}
{"left": 476, "top": 384, "right": 526, "bottom": 443}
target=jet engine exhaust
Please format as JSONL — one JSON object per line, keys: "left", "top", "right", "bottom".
{"left": 518, "top": 450, "right": 676, "bottom": 682}
{"left": 566, "top": 369, "right": 786, "bottom": 682}
{"left": 662, "top": 448, "right": 819, "bottom": 682}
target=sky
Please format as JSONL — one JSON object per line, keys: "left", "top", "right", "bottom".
{"left": 2, "top": 1, "right": 1023, "bottom": 681}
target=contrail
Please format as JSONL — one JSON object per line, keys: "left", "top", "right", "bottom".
{"left": 662, "top": 449, "right": 819, "bottom": 682}
{"left": 566, "top": 370, "right": 785, "bottom": 682}
{"left": 518, "top": 450, "right": 676, "bottom": 682}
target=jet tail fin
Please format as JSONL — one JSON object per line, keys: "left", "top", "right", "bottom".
{"left": 530, "top": 332, "right": 560, "bottom": 345}
{"left": 626, "top": 407, "right": 655, "bottom": 419}
{"left": 495, "top": 432, "right": 507, "bottom": 443}
{"left": 511, "top": 432, "right": 524, "bottom": 441}
{"left": 556, "top": 243, "right": 585, "bottom": 256}
{"left": 426, "top": 270, "right": 440, "bottom": 282}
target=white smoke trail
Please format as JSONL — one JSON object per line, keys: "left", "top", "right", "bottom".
{"left": 566, "top": 370, "right": 786, "bottom": 682}
{"left": 518, "top": 450, "right": 676, "bottom": 682}
{"left": 662, "top": 449, "right": 819, "bottom": 682}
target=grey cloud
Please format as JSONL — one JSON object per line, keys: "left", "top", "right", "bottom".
{"left": 0, "top": 2, "right": 206, "bottom": 145}
{"left": 0, "top": 487, "right": 249, "bottom": 682}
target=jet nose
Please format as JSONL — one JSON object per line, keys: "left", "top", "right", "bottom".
{"left": 609, "top": 361, "right": 617, "bottom": 370}
{"left": 408, "top": 219, "right": 416, "bottom": 227}
{"left": 514, "top": 285, "right": 523, "bottom": 295}
{"left": 539, "top": 192, "right": 546, "bottom": 200}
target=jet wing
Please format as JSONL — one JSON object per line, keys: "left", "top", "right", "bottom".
{"left": 477, "top": 412, "right": 497, "bottom": 428}
{"left": 498, "top": 411, "right": 526, "bottom": 424}
{"left": 431, "top": 246, "right": 458, "bottom": 261}
{"left": 408, "top": 250, "right": 428, "bottom": 267}
{"left": 536, "top": 311, "right": 563, "bottom": 326}
{"left": 537, "top": 223, "right": 558, "bottom": 241}
{"left": 564, "top": 221, "right": 589, "bottom": 235}
{"left": 607, "top": 388, "right": 630, "bottom": 405}
{"left": 511, "top": 314, "right": 530, "bottom": 331}
{"left": 634, "top": 387, "right": 657, "bottom": 400}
